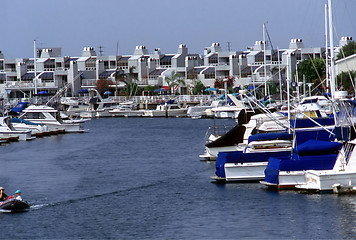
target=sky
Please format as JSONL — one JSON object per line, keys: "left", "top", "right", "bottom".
{"left": 2, "top": 0, "right": 356, "bottom": 59}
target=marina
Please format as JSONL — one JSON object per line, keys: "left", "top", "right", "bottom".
{"left": 2, "top": 0, "right": 356, "bottom": 239}
{"left": 1, "top": 117, "right": 356, "bottom": 239}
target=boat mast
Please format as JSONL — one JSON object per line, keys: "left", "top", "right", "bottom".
{"left": 33, "top": 40, "right": 38, "bottom": 95}
{"left": 325, "top": 4, "right": 329, "bottom": 93}
{"left": 263, "top": 23, "right": 268, "bottom": 96}
{"left": 286, "top": 53, "right": 291, "bottom": 134}
{"left": 328, "top": 0, "right": 336, "bottom": 98}
{"left": 277, "top": 47, "right": 283, "bottom": 103}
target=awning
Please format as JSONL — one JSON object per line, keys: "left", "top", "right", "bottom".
{"left": 202, "top": 67, "right": 215, "bottom": 74}
{"left": 149, "top": 68, "right": 167, "bottom": 76}
{"left": 154, "top": 88, "right": 167, "bottom": 92}
{"left": 39, "top": 72, "right": 53, "bottom": 80}
{"left": 204, "top": 88, "right": 217, "bottom": 91}
{"left": 99, "top": 70, "right": 116, "bottom": 79}
{"left": 21, "top": 72, "right": 41, "bottom": 80}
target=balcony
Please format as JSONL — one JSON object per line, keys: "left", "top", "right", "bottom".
{"left": 5, "top": 81, "right": 58, "bottom": 90}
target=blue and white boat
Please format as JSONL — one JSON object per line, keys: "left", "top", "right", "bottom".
{"left": 211, "top": 118, "right": 337, "bottom": 182}
{"left": 261, "top": 139, "right": 343, "bottom": 189}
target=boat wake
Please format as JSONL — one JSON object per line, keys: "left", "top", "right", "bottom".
{"left": 30, "top": 181, "right": 166, "bottom": 210}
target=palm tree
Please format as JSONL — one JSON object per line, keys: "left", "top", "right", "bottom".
{"left": 165, "top": 70, "right": 185, "bottom": 94}
{"left": 115, "top": 66, "right": 137, "bottom": 96}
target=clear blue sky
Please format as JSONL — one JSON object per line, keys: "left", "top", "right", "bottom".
{"left": 2, "top": 0, "right": 356, "bottom": 58}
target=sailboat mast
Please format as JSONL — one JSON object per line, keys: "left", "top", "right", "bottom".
{"left": 33, "top": 40, "right": 38, "bottom": 95}
{"left": 325, "top": 4, "right": 329, "bottom": 93}
{"left": 277, "top": 47, "right": 283, "bottom": 103}
{"left": 328, "top": 0, "right": 336, "bottom": 98}
{"left": 263, "top": 23, "right": 268, "bottom": 96}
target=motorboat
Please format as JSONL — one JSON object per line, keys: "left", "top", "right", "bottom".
{"left": 211, "top": 125, "right": 338, "bottom": 182}
{"left": 187, "top": 100, "right": 224, "bottom": 118}
{"left": 0, "top": 198, "right": 30, "bottom": 212}
{"left": 61, "top": 97, "right": 89, "bottom": 118}
{"left": 79, "top": 89, "right": 121, "bottom": 118}
{"left": 0, "top": 116, "right": 33, "bottom": 141}
{"left": 260, "top": 140, "right": 342, "bottom": 190}
{"left": 11, "top": 117, "right": 50, "bottom": 137}
{"left": 200, "top": 110, "right": 286, "bottom": 161}
{"left": 143, "top": 100, "right": 187, "bottom": 118}
{"left": 205, "top": 94, "right": 249, "bottom": 119}
{"left": 20, "top": 105, "right": 84, "bottom": 133}
{"left": 212, "top": 132, "right": 293, "bottom": 182}
{"left": 109, "top": 101, "right": 145, "bottom": 117}
{"left": 295, "top": 139, "right": 356, "bottom": 192}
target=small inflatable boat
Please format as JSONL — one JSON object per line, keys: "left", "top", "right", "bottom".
{"left": 0, "top": 198, "right": 30, "bottom": 212}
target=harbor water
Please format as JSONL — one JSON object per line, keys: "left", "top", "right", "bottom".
{"left": 1, "top": 117, "right": 356, "bottom": 239}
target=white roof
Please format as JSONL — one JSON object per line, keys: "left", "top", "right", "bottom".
{"left": 77, "top": 57, "right": 90, "bottom": 62}
{"left": 36, "top": 58, "right": 49, "bottom": 63}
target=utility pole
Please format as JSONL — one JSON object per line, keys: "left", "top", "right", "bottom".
{"left": 227, "top": 42, "right": 231, "bottom": 52}
{"left": 98, "top": 46, "right": 104, "bottom": 56}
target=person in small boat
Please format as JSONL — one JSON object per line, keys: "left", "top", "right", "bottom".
{"left": 14, "top": 190, "right": 22, "bottom": 201}
{"left": 0, "top": 187, "right": 9, "bottom": 201}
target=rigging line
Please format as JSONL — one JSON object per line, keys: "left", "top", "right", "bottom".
{"left": 307, "top": 55, "right": 326, "bottom": 91}
{"left": 264, "top": 24, "right": 274, "bottom": 51}
{"left": 332, "top": 23, "right": 356, "bottom": 92}
{"left": 340, "top": 100, "right": 356, "bottom": 135}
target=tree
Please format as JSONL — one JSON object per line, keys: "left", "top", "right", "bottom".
{"left": 144, "top": 85, "right": 157, "bottom": 95}
{"left": 114, "top": 66, "right": 137, "bottom": 96}
{"left": 337, "top": 41, "right": 356, "bottom": 60}
{"left": 294, "top": 58, "right": 326, "bottom": 92}
{"left": 96, "top": 79, "right": 113, "bottom": 95}
{"left": 192, "top": 81, "right": 205, "bottom": 95}
{"left": 165, "top": 70, "right": 185, "bottom": 94}
{"left": 336, "top": 71, "right": 356, "bottom": 95}
{"left": 214, "top": 76, "right": 235, "bottom": 93}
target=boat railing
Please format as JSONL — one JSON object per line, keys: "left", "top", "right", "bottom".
{"left": 204, "top": 124, "right": 235, "bottom": 144}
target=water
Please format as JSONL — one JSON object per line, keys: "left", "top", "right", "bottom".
{"left": 1, "top": 117, "right": 356, "bottom": 239}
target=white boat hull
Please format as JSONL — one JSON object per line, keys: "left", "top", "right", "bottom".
{"left": 297, "top": 170, "right": 356, "bottom": 191}
{"left": 224, "top": 162, "right": 267, "bottom": 181}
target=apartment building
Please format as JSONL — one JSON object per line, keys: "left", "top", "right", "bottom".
{"left": 0, "top": 38, "right": 350, "bottom": 99}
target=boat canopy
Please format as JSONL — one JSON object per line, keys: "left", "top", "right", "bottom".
{"left": 294, "top": 139, "right": 342, "bottom": 156}
{"left": 264, "top": 153, "right": 338, "bottom": 184}
{"left": 248, "top": 132, "right": 292, "bottom": 143}
{"left": 9, "top": 102, "right": 30, "bottom": 115}
{"left": 11, "top": 117, "right": 44, "bottom": 126}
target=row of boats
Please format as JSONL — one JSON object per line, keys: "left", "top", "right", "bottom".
{"left": 0, "top": 103, "right": 86, "bottom": 143}
{"left": 60, "top": 89, "right": 252, "bottom": 119}
{"left": 202, "top": 93, "right": 356, "bottom": 194}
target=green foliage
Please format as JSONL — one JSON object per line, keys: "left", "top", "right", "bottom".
{"left": 294, "top": 58, "right": 325, "bottom": 88}
{"left": 192, "top": 81, "right": 205, "bottom": 95}
{"left": 165, "top": 71, "right": 185, "bottom": 94}
{"left": 125, "top": 82, "right": 138, "bottom": 96}
{"left": 144, "top": 85, "right": 157, "bottom": 93}
{"left": 336, "top": 71, "right": 356, "bottom": 94}
{"left": 337, "top": 41, "right": 356, "bottom": 60}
